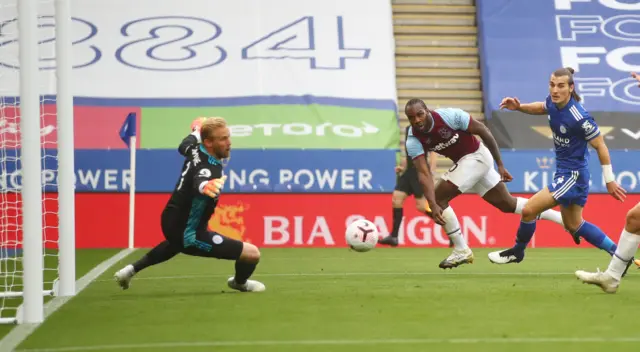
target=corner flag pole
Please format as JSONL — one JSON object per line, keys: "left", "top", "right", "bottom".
{"left": 119, "top": 112, "right": 137, "bottom": 249}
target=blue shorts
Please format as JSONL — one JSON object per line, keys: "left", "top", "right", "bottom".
{"left": 547, "top": 169, "right": 590, "bottom": 207}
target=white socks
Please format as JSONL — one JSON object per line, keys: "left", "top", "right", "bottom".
{"left": 441, "top": 206, "right": 468, "bottom": 250}
{"left": 515, "top": 197, "right": 527, "bottom": 214}
{"left": 515, "top": 197, "right": 563, "bottom": 226}
{"left": 606, "top": 229, "right": 640, "bottom": 281}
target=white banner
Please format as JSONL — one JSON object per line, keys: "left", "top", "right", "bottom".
{"left": 0, "top": 0, "right": 397, "bottom": 101}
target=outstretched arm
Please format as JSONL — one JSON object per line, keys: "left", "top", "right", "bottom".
{"left": 500, "top": 97, "right": 547, "bottom": 115}
{"left": 193, "top": 164, "right": 226, "bottom": 198}
{"left": 467, "top": 119, "right": 502, "bottom": 166}
{"left": 467, "top": 118, "right": 513, "bottom": 182}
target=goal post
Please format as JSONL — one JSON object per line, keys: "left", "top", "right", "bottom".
{"left": 18, "top": 0, "right": 44, "bottom": 324}
{"left": 0, "top": 0, "right": 75, "bottom": 324}
{"left": 55, "top": 0, "right": 76, "bottom": 299}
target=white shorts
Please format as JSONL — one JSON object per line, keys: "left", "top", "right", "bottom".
{"left": 440, "top": 143, "right": 501, "bottom": 196}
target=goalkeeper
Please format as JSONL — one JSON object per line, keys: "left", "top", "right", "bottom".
{"left": 114, "top": 117, "right": 265, "bottom": 293}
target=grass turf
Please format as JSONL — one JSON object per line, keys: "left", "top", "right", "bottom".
{"left": 8, "top": 247, "right": 640, "bottom": 352}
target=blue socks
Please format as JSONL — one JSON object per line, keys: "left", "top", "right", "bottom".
{"left": 512, "top": 219, "right": 617, "bottom": 256}
{"left": 514, "top": 220, "right": 536, "bottom": 251}
{"left": 573, "top": 221, "right": 617, "bottom": 255}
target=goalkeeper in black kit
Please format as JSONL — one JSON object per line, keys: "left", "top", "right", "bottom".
{"left": 114, "top": 117, "right": 265, "bottom": 293}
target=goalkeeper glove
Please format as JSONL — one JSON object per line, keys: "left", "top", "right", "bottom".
{"left": 202, "top": 175, "right": 227, "bottom": 198}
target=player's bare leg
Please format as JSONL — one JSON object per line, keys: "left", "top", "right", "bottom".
{"left": 488, "top": 188, "right": 557, "bottom": 264}
{"left": 481, "top": 182, "right": 564, "bottom": 226}
{"left": 576, "top": 203, "right": 640, "bottom": 293}
{"left": 433, "top": 180, "right": 473, "bottom": 269}
{"left": 560, "top": 204, "right": 587, "bottom": 246}
{"left": 379, "top": 191, "right": 408, "bottom": 247}
{"left": 114, "top": 240, "right": 180, "bottom": 290}
{"left": 227, "top": 242, "right": 265, "bottom": 292}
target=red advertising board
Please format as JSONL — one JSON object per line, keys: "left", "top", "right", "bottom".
{"left": 0, "top": 105, "right": 141, "bottom": 149}
{"left": 4, "top": 193, "right": 634, "bottom": 249}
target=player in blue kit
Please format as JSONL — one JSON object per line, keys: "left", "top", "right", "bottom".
{"left": 488, "top": 67, "right": 639, "bottom": 272}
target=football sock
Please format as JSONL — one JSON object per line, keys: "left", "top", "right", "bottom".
{"left": 538, "top": 209, "right": 563, "bottom": 225}
{"left": 515, "top": 197, "right": 527, "bottom": 214}
{"left": 441, "top": 206, "right": 468, "bottom": 250}
{"left": 133, "top": 240, "right": 180, "bottom": 273}
{"left": 574, "top": 221, "right": 617, "bottom": 255}
{"left": 514, "top": 220, "right": 536, "bottom": 251}
{"left": 606, "top": 230, "right": 640, "bottom": 281}
{"left": 234, "top": 261, "right": 257, "bottom": 285}
{"left": 390, "top": 207, "right": 403, "bottom": 238}
{"left": 515, "top": 197, "right": 563, "bottom": 225}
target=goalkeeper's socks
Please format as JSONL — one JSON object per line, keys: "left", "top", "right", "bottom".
{"left": 513, "top": 220, "right": 536, "bottom": 251}
{"left": 234, "top": 261, "right": 257, "bottom": 285}
{"left": 574, "top": 221, "right": 617, "bottom": 255}
{"left": 133, "top": 240, "right": 179, "bottom": 273}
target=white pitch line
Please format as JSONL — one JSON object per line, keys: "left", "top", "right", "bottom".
{"left": 15, "top": 336, "right": 640, "bottom": 351}
{"left": 0, "top": 249, "right": 135, "bottom": 352}
{"left": 92, "top": 271, "right": 577, "bottom": 283}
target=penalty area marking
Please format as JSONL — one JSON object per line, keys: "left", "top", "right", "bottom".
{"left": 0, "top": 249, "right": 135, "bottom": 352}
{"left": 15, "top": 336, "right": 640, "bottom": 351}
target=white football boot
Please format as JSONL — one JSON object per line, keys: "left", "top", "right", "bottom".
{"left": 575, "top": 269, "right": 619, "bottom": 294}
{"left": 438, "top": 248, "right": 474, "bottom": 269}
{"left": 114, "top": 264, "right": 135, "bottom": 290}
{"left": 227, "top": 277, "right": 266, "bottom": 292}
{"left": 488, "top": 248, "right": 525, "bottom": 264}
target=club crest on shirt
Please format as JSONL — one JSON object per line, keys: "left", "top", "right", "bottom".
{"left": 559, "top": 125, "right": 567, "bottom": 134}
{"left": 438, "top": 127, "right": 452, "bottom": 139}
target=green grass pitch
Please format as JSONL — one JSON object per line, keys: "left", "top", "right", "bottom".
{"left": 6, "top": 247, "right": 640, "bottom": 352}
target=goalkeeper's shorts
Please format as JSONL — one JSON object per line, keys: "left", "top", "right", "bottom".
{"left": 161, "top": 214, "right": 243, "bottom": 260}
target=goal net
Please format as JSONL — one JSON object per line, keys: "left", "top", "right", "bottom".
{"left": 0, "top": 0, "right": 75, "bottom": 324}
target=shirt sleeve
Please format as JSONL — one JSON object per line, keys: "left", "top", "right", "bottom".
{"left": 405, "top": 134, "right": 425, "bottom": 160}
{"left": 545, "top": 95, "right": 552, "bottom": 112}
{"left": 178, "top": 132, "right": 200, "bottom": 157}
{"left": 435, "top": 108, "right": 471, "bottom": 130}
{"left": 579, "top": 117, "right": 600, "bottom": 141}
{"left": 192, "top": 164, "right": 222, "bottom": 195}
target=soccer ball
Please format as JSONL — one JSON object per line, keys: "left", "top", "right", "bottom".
{"left": 345, "top": 219, "right": 379, "bottom": 252}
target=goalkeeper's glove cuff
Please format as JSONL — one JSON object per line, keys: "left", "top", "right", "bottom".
{"left": 190, "top": 129, "right": 202, "bottom": 144}
{"left": 199, "top": 176, "right": 227, "bottom": 198}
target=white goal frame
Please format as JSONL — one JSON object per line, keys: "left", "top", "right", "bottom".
{"left": 0, "top": 0, "right": 76, "bottom": 325}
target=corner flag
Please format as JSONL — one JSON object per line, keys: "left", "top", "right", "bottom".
{"left": 119, "top": 112, "right": 136, "bottom": 148}
{"left": 120, "top": 112, "right": 137, "bottom": 249}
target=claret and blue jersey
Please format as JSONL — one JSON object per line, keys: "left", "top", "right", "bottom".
{"left": 405, "top": 108, "right": 479, "bottom": 163}
{"left": 545, "top": 96, "right": 600, "bottom": 207}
